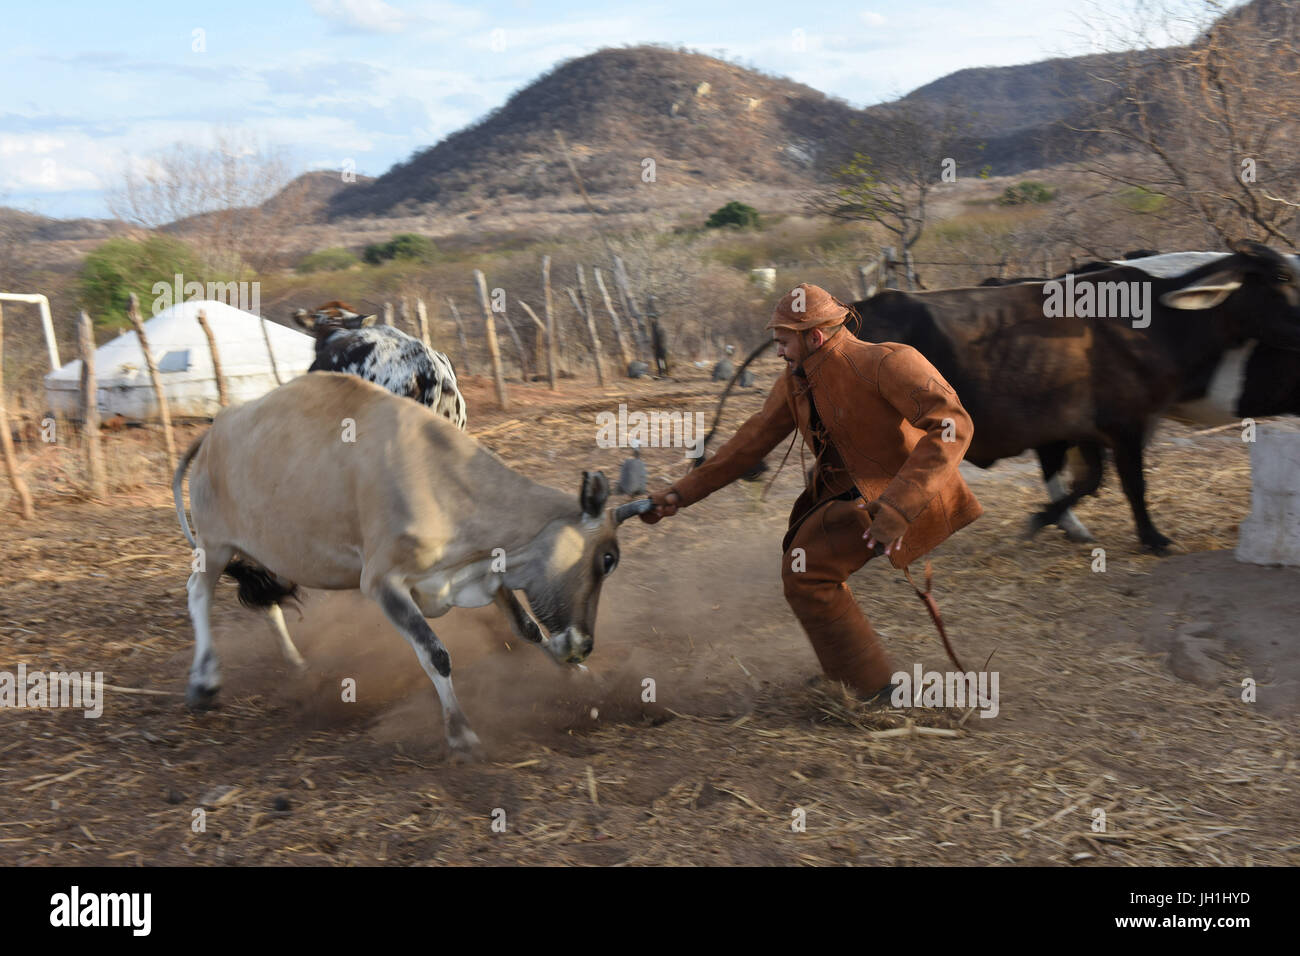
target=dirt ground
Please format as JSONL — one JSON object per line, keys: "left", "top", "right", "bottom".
{"left": 1, "top": 364, "right": 1296, "bottom": 866}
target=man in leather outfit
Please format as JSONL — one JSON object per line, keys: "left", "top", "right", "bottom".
{"left": 642, "top": 283, "right": 983, "bottom": 700}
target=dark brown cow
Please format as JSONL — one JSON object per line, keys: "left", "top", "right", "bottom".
{"left": 845, "top": 242, "right": 1300, "bottom": 551}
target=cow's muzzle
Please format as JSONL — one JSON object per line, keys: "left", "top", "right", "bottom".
{"left": 545, "top": 626, "right": 594, "bottom": 664}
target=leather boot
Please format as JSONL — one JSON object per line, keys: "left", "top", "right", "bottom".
{"left": 800, "top": 600, "right": 895, "bottom": 699}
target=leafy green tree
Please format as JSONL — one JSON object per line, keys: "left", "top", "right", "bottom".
{"left": 706, "top": 201, "right": 762, "bottom": 230}
{"left": 997, "top": 181, "right": 1056, "bottom": 205}
{"left": 79, "top": 236, "right": 200, "bottom": 327}
{"left": 363, "top": 233, "right": 437, "bottom": 265}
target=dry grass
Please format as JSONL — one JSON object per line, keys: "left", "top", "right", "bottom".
{"left": 0, "top": 365, "right": 1296, "bottom": 866}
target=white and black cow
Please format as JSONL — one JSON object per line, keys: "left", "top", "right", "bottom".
{"left": 292, "top": 301, "right": 468, "bottom": 430}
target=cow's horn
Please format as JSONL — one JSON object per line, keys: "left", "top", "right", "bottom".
{"left": 615, "top": 498, "right": 655, "bottom": 523}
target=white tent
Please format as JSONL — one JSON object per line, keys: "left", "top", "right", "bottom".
{"left": 44, "top": 300, "right": 316, "bottom": 421}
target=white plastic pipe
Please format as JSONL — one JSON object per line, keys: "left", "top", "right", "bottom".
{"left": 0, "top": 293, "right": 60, "bottom": 371}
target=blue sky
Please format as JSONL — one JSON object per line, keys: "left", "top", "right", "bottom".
{"left": 0, "top": 0, "right": 1215, "bottom": 218}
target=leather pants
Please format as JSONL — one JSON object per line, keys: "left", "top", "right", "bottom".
{"left": 780, "top": 486, "right": 894, "bottom": 697}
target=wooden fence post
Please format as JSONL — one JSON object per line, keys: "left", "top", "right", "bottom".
{"left": 516, "top": 300, "right": 550, "bottom": 387}
{"left": 0, "top": 302, "right": 35, "bottom": 519}
{"left": 473, "top": 271, "right": 509, "bottom": 410}
{"left": 127, "top": 293, "right": 176, "bottom": 474}
{"left": 77, "top": 311, "right": 107, "bottom": 498}
{"left": 567, "top": 285, "right": 605, "bottom": 386}
{"left": 498, "top": 306, "right": 530, "bottom": 381}
{"left": 541, "top": 255, "right": 559, "bottom": 387}
{"left": 593, "top": 267, "right": 634, "bottom": 372}
{"left": 195, "top": 309, "right": 229, "bottom": 408}
{"left": 883, "top": 247, "right": 898, "bottom": 290}
{"left": 576, "top": 265, "right": 607, "bottom": 376}
{"left": 646, "top": 294, "right": 669, "bottom": 376}
{"left": 416, "top": 298, "right": 431, "bottom": 348}
{"left": 612, "top": 255, "right": 648, "bottom": 350}
{"left": 445, "top": 298, "right": 473, "bottom": 376}
{"left": 862, "top": 255, "right": 887, "bottom": 299}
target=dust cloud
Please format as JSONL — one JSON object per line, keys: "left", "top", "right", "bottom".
{"left": 197, "top": 517, "right": 828, "bottom": 755}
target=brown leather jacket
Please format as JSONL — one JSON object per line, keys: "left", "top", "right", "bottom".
{"left": 672, "top": 328, "right": 983, "bottom": 568}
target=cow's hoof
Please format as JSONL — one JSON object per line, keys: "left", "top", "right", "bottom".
{"left": 185, "top": 684, "right": 221, "bottom": 711}
{"left": 1141, "top": 531, "right": 1173, "bottom": 554}
{"left": 1025, "top": 512, "right": 1052, "bottom": 538}
{"left": 1058, "top": 511, "right": 1096, "bottom": 542}
{"left": 449, "top": 742, "right": 484, "bottom": 764}
{"left": 447, "top": 728, "right": 484, "bottom": 763}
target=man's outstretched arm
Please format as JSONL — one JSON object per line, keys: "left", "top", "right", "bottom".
{"left": 644, "top": 375, "right": 796, "bottom": 522}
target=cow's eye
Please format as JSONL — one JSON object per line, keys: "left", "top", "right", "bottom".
{"left": 602, "top": 552, "right": 618, "bottom": 575}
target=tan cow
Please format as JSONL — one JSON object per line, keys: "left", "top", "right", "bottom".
{"left": 173, "top": 372, "right": 651, "bottom": 757}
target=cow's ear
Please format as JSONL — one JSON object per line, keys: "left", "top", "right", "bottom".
{"left": 292, "top": 309, "right": 316, "bottom": 331}
{"left": 1159, "top": 270, "right": 1243, "bottom": 310}
{"left": 360, "top": 313, "right": 379, "bottom": 327}
{"left": 580, "top": 471, "right": 610, "bottom": 517}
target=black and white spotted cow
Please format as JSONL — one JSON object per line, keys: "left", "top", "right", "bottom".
{"left": 292, "top": 301, "right": 468, "bottom": 430}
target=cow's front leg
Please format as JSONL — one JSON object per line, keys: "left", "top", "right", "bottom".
{"left": 368, "top": 577, "right": 482, "bottom": 760}
{"left": 1110, "top": 429, "right": 1172, "bottom": 553}
{"left": 1034, "top": 442, "right": 1095, "bottom": 542}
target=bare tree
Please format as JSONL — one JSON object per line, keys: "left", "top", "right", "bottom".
{"left": 108, "top": 129, "right": 303, "bottom": 273}
{"left": 1076, "top": 0, "right": 1300, "bottom": 249}
{"left": 809, "top": 101, "right": 976, "bottom": 251}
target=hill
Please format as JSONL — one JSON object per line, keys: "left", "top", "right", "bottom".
{"left": 326, "top": 45, "right": 865, "bottom": 219}
{"left": 320, "top": 42, "right": 1192, "bottom": 221}
{"left": 322, "top": 1, "right": 1299, "bottom": 222}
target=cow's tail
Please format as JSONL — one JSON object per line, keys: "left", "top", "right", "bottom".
{"left": 172, "top": 432, "right": 301, "bottom": 609}
{"left": 173, "top": 434, "right": 205, "bottom": 549}
{"left": 224, "top": 559, "right": 301, "bottom": 610}
{"left": 696, "top": 338, "right": 775, "bottom": 467}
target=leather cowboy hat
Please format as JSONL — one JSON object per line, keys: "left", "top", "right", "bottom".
{"left": 765, "top": 283, "right": 854, "bottom": 332}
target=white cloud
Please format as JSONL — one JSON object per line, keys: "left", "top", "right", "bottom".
{"left": 310, "top": 0, "right": 409, "bottom": 34}
{"left": 309, "top": 0, "right": 483, "bottom": 38}
{"left": 0, "top": 134, "right": 112, "bottom": 192}
{"left": 860, "top": 12, "right": 887, "bottom": 27}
